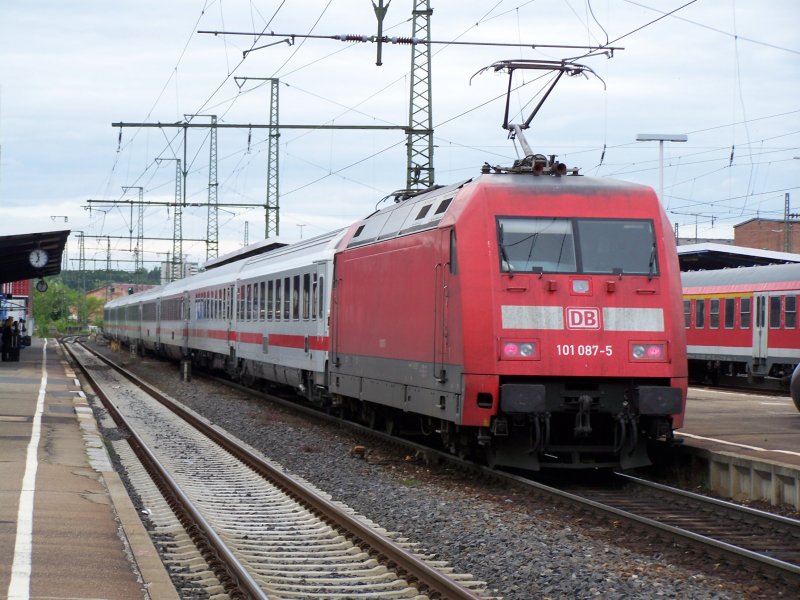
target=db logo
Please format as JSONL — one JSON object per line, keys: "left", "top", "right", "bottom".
{"left": 566, "top": 307, "right": 601, "bottom": 330}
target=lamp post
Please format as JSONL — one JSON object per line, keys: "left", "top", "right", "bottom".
{"left": 635, "top": 133, "right": 688, "bottom": 203}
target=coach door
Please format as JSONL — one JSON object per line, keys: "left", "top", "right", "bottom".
{"left": 182, "top": 291, "right": 191, "bottom": 357}
{"left": 752, "top": 293, "right": 769, "bottom": 366}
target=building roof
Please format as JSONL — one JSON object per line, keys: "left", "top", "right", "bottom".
{"left": 0, "top": 230, "right": 70, "bottom": 285}
{"left": 682, "top": 262, "right": 800, "bottom": 288}
{"left": 734, "top": 217, "right": 798, "bottom": 228}
{"left": 677, "top": 242, "right": 800, "bottom": 271}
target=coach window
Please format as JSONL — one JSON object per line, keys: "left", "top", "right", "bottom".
{"left": 740, "top": 297, "right": 751, "bottom": 328}
{"left": 695, "top": 298, "right": 705, "bottom": 328}
{"left": 318, "top": 276, "right": 325, "bottom": 318}
{"left": 312, "top": 274, "right": 318, "bottom": 320}
{"left": 292, "top": 275, "right": 300, "bottom": 320}
{"left": 303, "top": 274, "right": 310, "bottom": 320}
{"left": 709, "top": 298, "right": 720, "bottom": 328}
{"left": 769, "top": 296, "right": 781, "bottom": 328}
{"left": 786, "top": 295, "right": 797, "bottom": 328}
{"left": 252, "top": 284, "right": 258, "bottom": 321}
{"left": 274, "top": 279, "right": 282, "bottom": 321}
{"left": 284, "top": 278, "right": 291, "bottom": 320}
{"left": 683, "top": 300, "right": 690, "bottom": 328}
{"left": 248, "top": 284, "right": 254, "bottom": 321}
{"left": 724, "top": 298, "right": 735, "bottom": 328}
{"left": 267, "top": 281, "right": 274, "bottom": 320}
{"left": 259, "top": 282, "right": 266, "bottom": 320}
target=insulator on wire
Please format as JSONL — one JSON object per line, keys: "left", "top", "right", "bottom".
{"left": 390, "top": 36, "right": 419, "bottom": 45}
{"left": 335, "top": 34, "right": 368, "bottom": 42}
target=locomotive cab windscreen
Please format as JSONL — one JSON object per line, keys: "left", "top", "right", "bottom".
{"left": 497, "top": 217, "right": 658, "bottom": 276}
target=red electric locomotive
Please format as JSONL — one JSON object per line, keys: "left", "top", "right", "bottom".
{"left": 330, "top": 158, "right": 687, "bottom": 470}
{"left": 681, "top": 263, "right": 800, "bottom": 405}
{"left": 105, "top": 60, "right": 688, "bottom": 469}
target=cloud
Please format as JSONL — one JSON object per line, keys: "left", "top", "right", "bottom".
{"left": 1, "top": 0, "right": 798, "bottom": 259}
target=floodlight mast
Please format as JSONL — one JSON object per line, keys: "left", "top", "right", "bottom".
{"left": 635, "top": 133, "right": 688, "bottom": 203}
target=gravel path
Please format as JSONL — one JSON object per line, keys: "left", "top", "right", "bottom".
{"left": 89, "top": 342, "right": 790, "bottom": 599}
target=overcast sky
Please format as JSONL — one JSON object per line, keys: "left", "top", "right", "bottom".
{"left": 1, "top": 0, "right": 798, "bottom": 270}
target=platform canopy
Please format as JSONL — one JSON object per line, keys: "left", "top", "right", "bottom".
{"left": 0, "top": 230, "right": 70, "bottom": 285}
{"left": 678, "top": 242, "right": 800, "bottom": 271}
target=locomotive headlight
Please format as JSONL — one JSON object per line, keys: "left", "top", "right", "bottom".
{"left": 500, "top": 339, "right": 539, "bottom": 360}
{"left": 631, "top": 343, "right": 667, "bottom": 361}
{"left": 503, "top": 342, "right": 519, "bottom": 357}
{"left": 571, "top": 279, "right": 590, "bottom": 294}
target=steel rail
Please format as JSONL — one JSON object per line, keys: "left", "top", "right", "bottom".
{"left": 201, "top": 366, "right": 800, "bottom": 583}
{"left": 615, "top": 472, "right": 800, "bottom": 528}
{"left": 74, "top": 341, "right": 484, "bottom": 600}
{"left": 501, "top": 471, "right": 800, "bottom": 582}
{"left": 64, "top": 341, "right": 267, "bottom": 600}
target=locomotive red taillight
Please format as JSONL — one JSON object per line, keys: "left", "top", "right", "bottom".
{"left": 631, "top": 343, "right": 667, "bottom": 361}
{"left": 500, "top": 339, "right": 539, "bottom": 360}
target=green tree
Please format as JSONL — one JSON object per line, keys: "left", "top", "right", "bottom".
{"left": 32, "top": 281, "right": 79, "bottom": 335}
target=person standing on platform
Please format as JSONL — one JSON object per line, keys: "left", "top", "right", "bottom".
{"left": 10, "top": 321, "right": 20, "bottom": 361}
{"left": 1, "top": 317, "right": 13, "bottom": 361}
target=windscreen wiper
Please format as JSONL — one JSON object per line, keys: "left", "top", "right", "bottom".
{"left": 499, "top": 225, "right": 514, "bottom": 278}
{"left": 648, "top": 243, "right": 657, "bottom": 280}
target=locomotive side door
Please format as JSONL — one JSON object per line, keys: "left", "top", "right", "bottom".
{"left": 433, "top": 227, "right": 451, "bottom": 382}
{"left": 752, "top": 292, "right": 769, "bottom": 373}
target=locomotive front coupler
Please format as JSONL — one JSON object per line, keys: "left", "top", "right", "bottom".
{"left": 573, "top": 394, "right": 594, "bottom": 437}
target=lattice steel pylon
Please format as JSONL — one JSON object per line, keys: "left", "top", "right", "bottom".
{"left": 172, "top": 159, "right": 183, "bottom": 281}
{"left": 122, "top": 186, "right": 144, "bottom": 272}
{"left": 406, "top": 0, "right": 434, "bottom": 190}
{"left": 207, "top": 115, "right": 219, "bottom": 259}
{"left": 265, "top": 79, "right": 280, "bottom": 238}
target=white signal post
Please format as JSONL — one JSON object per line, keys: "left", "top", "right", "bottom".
{"left": 636, "top": 133, "right": 688, "bottom": 203}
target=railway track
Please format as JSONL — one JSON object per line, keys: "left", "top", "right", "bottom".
{"left": 527, "top": 472, "right": 800, "bottom": 583}
{"left": 65, "top": 340, "right": 490, "bottom": 599}
{"left": 190, "top": 354, "right": 800, "bottom": 585}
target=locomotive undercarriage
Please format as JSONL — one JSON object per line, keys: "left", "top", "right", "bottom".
{"left": 486, "top": 378, "right": 681, "bottom": 470}
{"left": 119, "top": 340, "right": 680, "bottom": 471}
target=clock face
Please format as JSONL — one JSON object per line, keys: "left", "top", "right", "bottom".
{"left": 29, "top": 248, "right": 48, "bottom": 268}
{"left": 36, "top": 279, "right": 48, "bottom": 293}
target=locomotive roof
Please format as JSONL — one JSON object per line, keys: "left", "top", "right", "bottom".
{"left": 682, "top": 262, "right": 800, "bottom": 288}
{"left": 345, "top": 173, "right": 654, "bottom": 250}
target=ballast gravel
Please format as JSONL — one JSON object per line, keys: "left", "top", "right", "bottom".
{"left": 89, "top": 342, "right": 787, "bottom": 600}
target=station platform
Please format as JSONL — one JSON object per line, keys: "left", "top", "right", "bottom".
{"left": 675, "top": 387, "right": 800, "bottom": 510}
{"left": 0, "top": 338, "right": 176, "bottom": 600}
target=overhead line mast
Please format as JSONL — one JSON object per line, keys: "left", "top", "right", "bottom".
{"left": 407, "top": 0, "right": 433, "bottom": 189}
